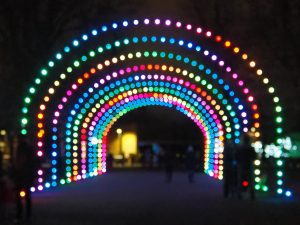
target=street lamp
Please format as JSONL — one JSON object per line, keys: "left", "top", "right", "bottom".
{"left": 116, "top": 128, "right": 122, "bottom": 135}
{"left": 116, "top": 128, "right": 123, "bottom": 155}
{"left": 116, "top": 128, "right": 123, "bottom": 166}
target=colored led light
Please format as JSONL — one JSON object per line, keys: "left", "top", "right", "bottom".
{"left": 285, "top": 191, "right": 292, "bottom": 197}
{"left": 19, "top": 18, "right": 284, "bottom": 194}
{"left": 277, "top": 160, "right": 283, "bottom": 166}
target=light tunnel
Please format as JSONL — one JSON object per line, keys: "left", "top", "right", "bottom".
{"left": 19, "top": 18, "right": 287, "bottom": 195}
{"left": 69, "top": 79, "right": 225, "bottom": 178}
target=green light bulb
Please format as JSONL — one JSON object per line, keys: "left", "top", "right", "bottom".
{"left": 41, "top": 69, "right": 48, "bottom": 76}
{"left": 21, "top": 118, "right": 28, "bottom": 125}
{"left": 24, "top": 97, "right": 31, "bottom": 104}
{"left": 56, "top": 53, "right": 62, "bottom": 60}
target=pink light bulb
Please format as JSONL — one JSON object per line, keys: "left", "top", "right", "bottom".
{"left": 206, "top": 31, "right": 212, "bottom": 37}
{"left": 165, "top": 19, "right": 171, "bottom": 26}
{"left": 144, "top": 18, "right": 150, "bottom": 24}
{"left": 196, "top": 27, "right": 202, "bottom": 33}
{"left": 226, "top": 67, "right": 231, "bottom": 72}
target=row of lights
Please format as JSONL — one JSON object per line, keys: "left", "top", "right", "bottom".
{"left": 21, "top": 18, "right": 271, "bottom": 143}
{"left": 90, "top": 94, "right": 222, "bottom": 178}
{"left": 45, "top": 53, "right": 252, "bottom": 186}
{"left": 29, "top": 36, "right": 261, "bottom": 190}
{"left": 63, "top": 76, "right": 246, "bottom": 182}
{"left": 20, "top": 18, "right": 279, "bottom": 194}
{"left": 50, "top": 70, "right": 239, "bottom": 183}
{"left": 31, "top": 35, "right": 261, "bottom": 169}
{"left": 83, "top": 90, "right": 222, "bottom": 177}
{"left": 42, "top": 57, "right": 258, "bottom": 189}
{"left": 20, "top": 18, "right": 271, "bottom": 136}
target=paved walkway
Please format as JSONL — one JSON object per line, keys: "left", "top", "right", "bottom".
{"left": 12, "top": 171, "right": 300, "bottom": 225}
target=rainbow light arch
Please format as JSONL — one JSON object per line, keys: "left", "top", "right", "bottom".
{"left": 19, "top": 18, "right": 287, "bottom": 195}
{"left": 92, "top": 94, "right": 220, "bottom": 175}
{"left": 67, "top": 79, "right": 224, "bottom": 178}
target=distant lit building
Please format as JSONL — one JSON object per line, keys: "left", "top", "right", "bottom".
{"left": 107, "top": 124, "right": 138, "bottom": 166}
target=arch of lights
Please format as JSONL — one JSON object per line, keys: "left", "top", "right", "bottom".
{"left": 67, "top": 78, "right": 224, "bottom": 177}
{"left": 19, "top": 18, "right": 289, "bottom": 196}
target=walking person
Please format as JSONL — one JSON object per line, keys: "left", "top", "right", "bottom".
{"left": 163, "top": 147, "right": 175, "bottom": 183}
{"left": 13, "top": 137, "right": 38, "bottom": 223}
{"left": 236, "top": 135, "right": 256, "bottom": 200}
{"left": 185, "top": 145, "right": 196, "bottom": 183}
{"left": 223, "top": 139, "right": 238, "bottom": 198}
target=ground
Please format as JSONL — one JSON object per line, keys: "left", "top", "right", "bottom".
{"left": 4, "top": 170, "right": 300, "bottom": 225}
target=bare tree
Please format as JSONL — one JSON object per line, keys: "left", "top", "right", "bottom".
{"left": 0, "top": 0, "right": 143, "bottom": 130}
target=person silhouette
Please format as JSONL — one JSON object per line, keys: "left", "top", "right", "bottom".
{"left": 14, "top": 137, "right": 38, "bottom": 222}
{"left": 223, "top": 139, "right": 238, "bottom": 198}
{"left": 186, "top": 145, "right": 196, "bottom": 183}
{"left": 163, "top": 147, "right": 175, "bottom": 183}
{"left": 236, "top": 135, "right": 256, "bottom": 200}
